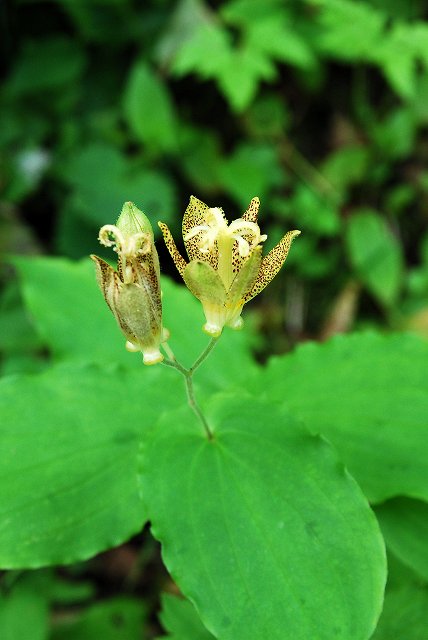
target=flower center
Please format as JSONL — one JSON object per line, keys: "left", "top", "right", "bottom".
{"left": 184, "top": 208, "right": 267, "bottom": 257}
{"left": 99, "top": 224, "right": 151, "bottom": 283}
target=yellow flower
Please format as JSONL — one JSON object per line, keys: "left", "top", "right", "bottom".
{"left": 91, "top": 202, "right": 167, "bottom": 365}
{"left": 159, "top": 196, "right": 300, "bottom": 337}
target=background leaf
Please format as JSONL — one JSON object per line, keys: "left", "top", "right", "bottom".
{"left": 122, "top": 61, "right": 177, "bottom": 152}
{"left": 345, "top": 209, "right": 403, "bottom": 307}
{"left": 158, "top": 593, "right": 214, "bottom": 639}
{"left": 247, "top": 332, "right": 428, "bottom": 503}
{"left": 375, "top": 497, "right": 428, "bottom": 582}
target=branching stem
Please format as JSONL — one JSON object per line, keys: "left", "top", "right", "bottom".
{"left": 161, "top": 338, "right": 219, "bottom": 439}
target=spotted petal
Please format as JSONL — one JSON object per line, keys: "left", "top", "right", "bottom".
{"left": 182, "top": 196, "right": 220, "bottom": 269}
{"left": 244, "top": 230, "right": 301, "bottom": 302}
{"left": 91, "top": 255, "right": 121, "bottom": 316}
{"left": 227, "top": 246, "right": 262, "bottom": 306}
{"left": 158, "top": 222, "right": 187, "bottom": 277}
{"left": 242, "top": 196, "right": 260, "bottom": 223}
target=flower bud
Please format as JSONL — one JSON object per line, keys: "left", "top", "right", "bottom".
{"left": 91, "top": 202, "right": 167, "bottom": 365}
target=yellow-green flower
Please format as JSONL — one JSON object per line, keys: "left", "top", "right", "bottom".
{"left": 159, "top": 196, "right": 300, "bottom": 337}
{"left": 91, "top": 202, "right": 167, "bottom": 365}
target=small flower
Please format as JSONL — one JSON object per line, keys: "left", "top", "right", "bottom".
{"left": 159, "top": 196, "right": 300, "bottom": 337}
{"left": 91, "top": 202, "right": 167, "bottom": 365}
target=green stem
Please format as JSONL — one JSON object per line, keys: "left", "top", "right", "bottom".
{"left": 161, "top": 338, "right": 219, "bottom": 440}
{"left": 189, "top": 337, "right": 219, "bottom": 373}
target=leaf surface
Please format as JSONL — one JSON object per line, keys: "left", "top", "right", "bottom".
{"left": 249, "top": 332, "right": 428, "bottom": 503}
{"left": 376, "top": 497, "right": 428, "bottom": 582}
{"left": 0, "top": 362, "right": 180, "bottom": 568}
{"left": 141, "top": 394, "right": 386, "bottom": 640}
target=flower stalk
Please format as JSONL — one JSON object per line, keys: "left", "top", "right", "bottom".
{"left": 161, "top": 338, "right": 219, "bottom": 440}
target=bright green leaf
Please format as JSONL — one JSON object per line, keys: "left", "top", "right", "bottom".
{"left": 311, "top": 0, "right": 386, "bottom": 61}
{"left": 246, "top": 18, "right": 315, "bottom": 69}
{"left": 171, "top": 23, "right": 232, "bottom": 78}
{"left": 346, "top": 209, "right": 403, "bottom": 307}
{"left": 141, "top": 395, "right": 386, "bottom": 640}
{"left": 248, "top": 332, "right": 428, "bottom": 503}
{"left": 376, "top": 497, "right": 428, "bottom": 582}
{"left": 216, "top": 46, "right": 276, "bottom": 112}
{"left": 0, "top": 362, "right": 180, "bottom": 568}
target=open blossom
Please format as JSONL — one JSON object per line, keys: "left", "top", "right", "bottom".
{"left": 159, "top": 196, "right": 300, "bottom": 337}
{"left": 91, "top": 202, "right": 167, "bottom": 365}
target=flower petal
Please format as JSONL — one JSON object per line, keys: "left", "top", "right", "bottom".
{"left": 182, "top": 197, "right": 220, "bottom": 269}
{"left": 244, "top": 230, "right": 301, "bottom": 301}
{"left": 183, "top": 260, "right": 226, "bottom": 306}
{"left": 227, "top": 246, "right": 262, "bottom": 306}
{"left": 184, "top": 260, "right": 228, "bottom": 337}
{"left": 158, "top": 222, "right": 187, "bottom": 277}
{"left": 242, "top": 197, "right": 260, "bottom": 223}
{"left": 91, "top": 255, "right": 121, "bottom": 314}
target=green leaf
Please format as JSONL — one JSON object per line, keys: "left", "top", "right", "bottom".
{"left": 14, "top": 257, "right": 256, "bottom": 394}
{"left": 61, "top": 143, "right": 176, "bottom": 227}
{"left": 216, "top": 46, "right": 276, "bottom": 112}
{"left": 141, "top": 395, "right": 386, "bottom": 640}
{"left": 245, "top": 17, "right": 316, "bottom": 70}
{"left": 372, "top": 23, "right": 418, "bottom": 100}
{"left": 376, "top": 497, "right": 428, "bottom": 582}
{"left": 247, "top": 332, "right": 428, "bottom": 503}
{"left": 0, "top": 574, "right": 49, "bottom": 640}
{"left": 321, "top": 145, "right": 370, "bottom": 194}
{"left": 371, "top": 108, "right": 417, "bottom": 160}
{"left": 0, "top": 362, "right": 180, "bottom": 568}
{"left": 159, "top": 593, "right": 214, "bottom": 639}
{"left": 4, "top": 37, "right": 85, "bottom": 96}
{"left": 122, "top": 61, "right": 177, "bottom": 152}
{"left": 290, "top": 184, "right": 341, "bottom": 237}
{"left": 51, "top": 598, "right": 146, "bottom": 640}
{"left": 345, "top": 209, "right": 403, "bottom": 307}
{"left": 371, "top": 584, "right": 428, "bottom": 640}
{"left": 171, "top": 23, "right": 232, "bottom": 79}
{"left": 219, "top": 144, "right": 283, "bottom": 207}
{"left": 311, "top": 0, "right": 386, "bottom": 61}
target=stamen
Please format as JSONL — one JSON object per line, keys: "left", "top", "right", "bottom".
{"left": 99, "top": 225, "right": 125, "bottom": 252}
{"left": 98, "top": 225, "right": 151, "bottom": 259}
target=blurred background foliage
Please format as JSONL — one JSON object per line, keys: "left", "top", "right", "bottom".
{"left": 1, "top": 0, "right": 428, "bottom": 637}
{"left": 2, "top": 0, "right": 428, "bottom": 357}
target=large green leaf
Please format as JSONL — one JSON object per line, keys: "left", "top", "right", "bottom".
{"left": 248, "top": 332, "right": 428, "bottom": 503}
{"left": 14, "top": 257, "right": 256, "bottom": 393}
{"left": 376, "top": 497, "right": 428, "bottom": 582}
{"left": 141, "top": 394, "right": 386, "bottom": 640}
{"left": 0, "top": 362, "right": 180, "bottom": 568}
